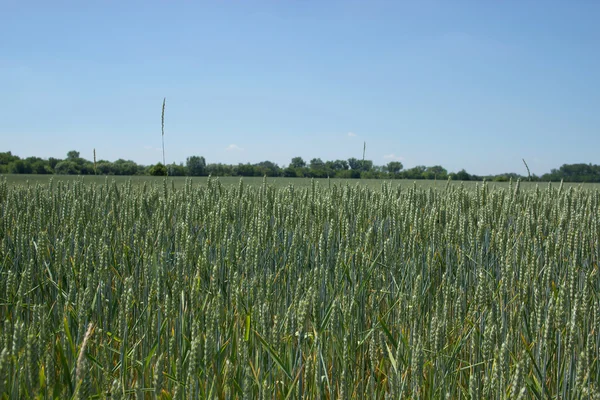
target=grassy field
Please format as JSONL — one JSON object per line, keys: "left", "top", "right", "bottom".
{"left": 1, "top": 176, "right": 600, "bottom": 398}
{"left": 3, "top": 173, "right": 600, "bottom": 191}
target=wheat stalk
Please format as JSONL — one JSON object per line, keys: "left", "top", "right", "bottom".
{"left": 161, "top": 97, "right": 166, "bottom": 167}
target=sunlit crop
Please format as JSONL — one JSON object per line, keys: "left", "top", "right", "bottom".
{"left": 0, "top": 177, "right": 598, "bottom": 398}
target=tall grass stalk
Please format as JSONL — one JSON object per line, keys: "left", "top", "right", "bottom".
{"left": 161, "top": 97, "right": 166, "bottom": 167}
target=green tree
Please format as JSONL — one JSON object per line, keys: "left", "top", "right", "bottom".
{"left": 26, "top": 157, "right": 51, "bottom": 174}
{"left": 404, "top": 165, "right": 426, "bottom": 179}
{"left": 10, "top": 160, "right": 32, "bottom": 174}
{"left": 331, "top": 159, "right": 349, "bottom": 170}
{"left": 309, "top": 158, "right": 324, "bottom": 170}
{"left": 290, "top": 157, "right": 306, "bottom": 168}
{"left": 283, "top": 166, "right": 299, "bottom": 177}
{"left": 67, "top": 150, "right": 80, "bottom": 160}
{"left": 167, "top": 163, "right": 186, "bottom": 176}
{"left": 424, "top": 165, "right": 447, "bottom": 180}
{"left": 113, "top": 159, "right": 139, "bottom": 175}
{"left": 48, "top": 157, "right": 60, "bottom": 169}
{"left": 235, "top": 163, "right": 257, "bottom": 177}
{"left": 205, "top": 163, "right": 234, "bottom": 176}
{"left": 308, "top": 158, "right": 329, "bottom": 177}
{"left": 359, "top": 160, "right": 373, "bottom": 172}
{"left": 54, "top": 161, "right": 80, "bottom": 175}
{"left": 348, "top": 157, "right": 360, "bottom": 170}
{"left": 149, "top": 163, "right": 167, "bottom": 176}
{"left": 61, "top": 150, "right": 95, "bottom": 174}
{"left": 0, "top": 151, "right": 19, "bottom": 165}
{"left": 348, "top": 158, "right": 373, "bottom": 172}
{"left": 387, "top": 161, "right": 404, "bottom": 174}
{"left": 256, "top": 161, "right": 281, "bottom": 177}
{"left": 95, "top": 161, "right": 115, "bottom": 175}
{"left": 186, "top": 156, "right": 207, "bottom": 176}
{"left": 452, "top": 169, "right": 472, "bottom": 181}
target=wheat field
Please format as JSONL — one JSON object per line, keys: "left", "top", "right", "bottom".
{"left": 0, "top": 176, "right": 599, "bottom": 399}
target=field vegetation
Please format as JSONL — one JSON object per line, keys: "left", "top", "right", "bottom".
{"left": 4, "top": 174, "right": 600, "bottom": 192}
{"left": 1, "top": 177, "right": 599, "bottom": 398}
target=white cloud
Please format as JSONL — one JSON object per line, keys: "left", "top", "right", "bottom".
{"left": 347, "top": 132, "right": 357, "bottom": 137}
{"left": 225, "top": 144, "right": 244, "bottom": 151}
{"left": 383, "top": 154, "right": 404, "bottom": 161}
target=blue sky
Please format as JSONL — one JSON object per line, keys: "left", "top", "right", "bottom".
{"left": 2, "top": 0, "right": 599, "bottom": 175}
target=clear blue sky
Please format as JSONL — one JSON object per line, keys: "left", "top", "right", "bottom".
{"left": 2, "top": 0, "right": 599, "bottom": 175}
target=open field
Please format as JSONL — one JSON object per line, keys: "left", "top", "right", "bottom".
{"left": 3, "top": 173, "right": 600, "bottom": 191}
{"left": 1, "top": 176, "right": 599, "bottom": 398}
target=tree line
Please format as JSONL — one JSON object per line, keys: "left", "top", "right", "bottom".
{"left": 1, "top": 150, "right": 600, "bottom": 182}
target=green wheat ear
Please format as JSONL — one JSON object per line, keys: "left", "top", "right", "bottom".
{"left": 93, "top": 148, "right": 97, "bottom": 175}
